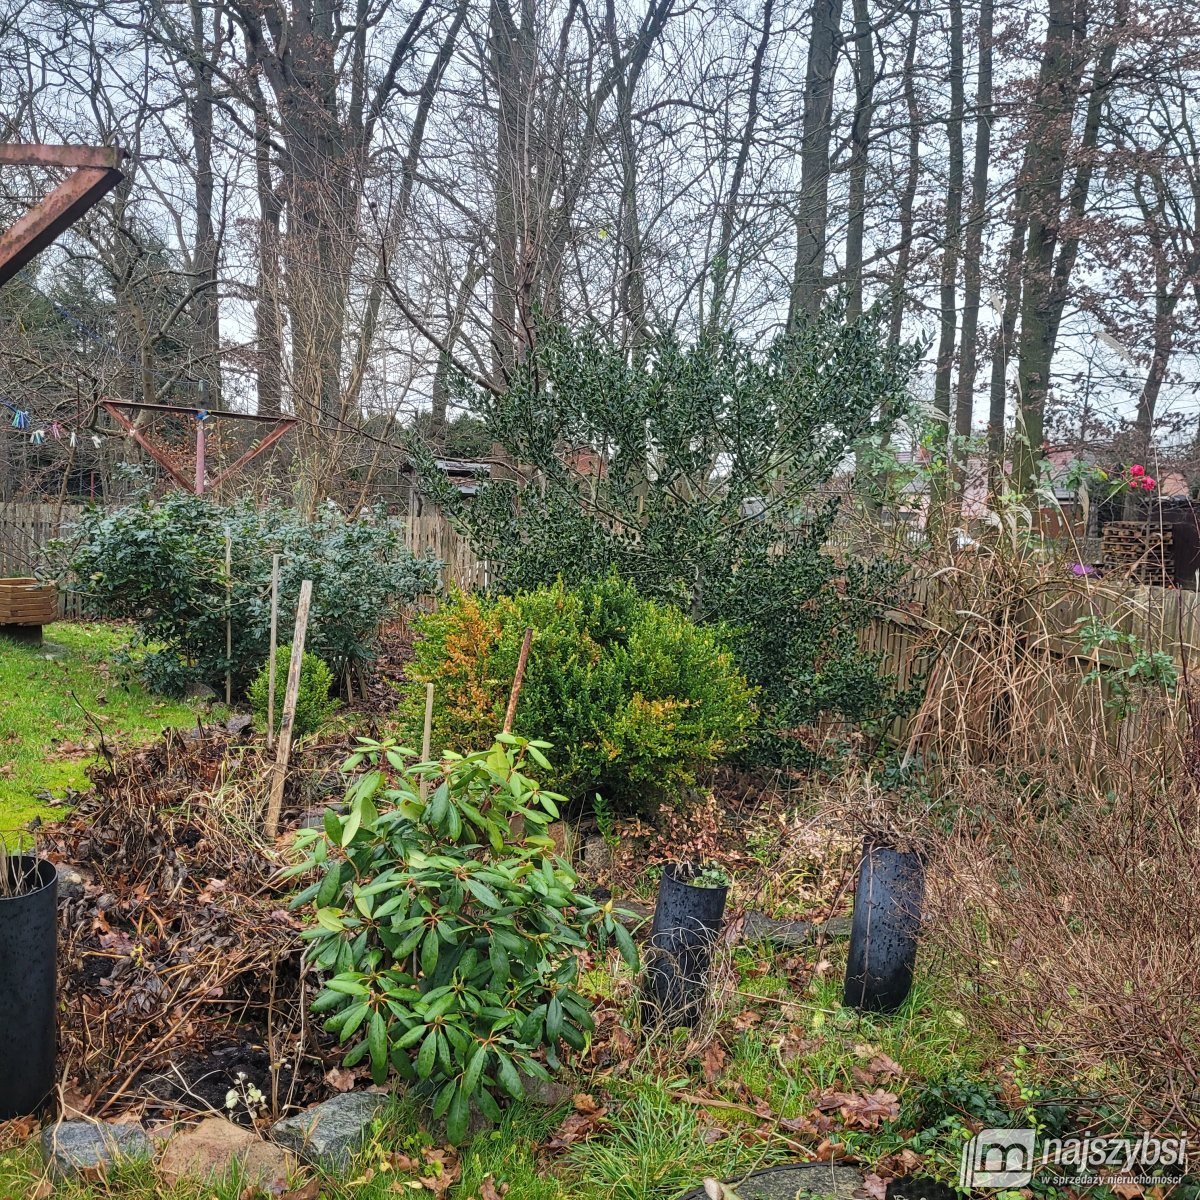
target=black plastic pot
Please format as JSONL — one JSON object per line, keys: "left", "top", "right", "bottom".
{"left": 640, "top": 864, "right": 728, "bottom": 1029}
{"left": 0, "top": 856, "right": 58, "bottom": 1118}
{"left": 842, "top": 839, "right": 925, "bottom": 1014}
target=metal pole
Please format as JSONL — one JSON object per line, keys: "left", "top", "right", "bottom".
{"left": 195, "top": 420, "right": 206, "bottom": 494}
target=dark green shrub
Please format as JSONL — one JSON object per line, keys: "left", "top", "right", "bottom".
{"left": 411, "top": 304, "right": 923, "bottom": 767}
{"left": 403, "top": 575, "right": 755, "bottom": 813}
{"left": 55, "top": 494, "right": 439, "bottom": 696}
{"left": 248, "top": 644, "right": 336, "bottom": 738}
{"left": 282, "top": 736, "right": 637, "bottom": 1143}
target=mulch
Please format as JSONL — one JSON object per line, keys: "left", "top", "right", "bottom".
{"left": 44, "top": 724, "right": 344, "bottom": 1124}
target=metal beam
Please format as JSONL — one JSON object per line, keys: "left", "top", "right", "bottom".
{"left": 100, "top": 401, "right": 194, "bottom": 492}
{"left": 101, "top": 399, "right": 297, "bottom": 424}
{"left": 0, "top": 144, "right": 127, "bottom": 170}
{"left": 0, "top": 165, "right": 125, "bottom": 287}
{"left": 208, "top": 421, "right": 297, "bottom": 492}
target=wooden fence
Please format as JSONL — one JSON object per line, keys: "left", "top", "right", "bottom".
{"left": 0, "top": 502, "right": 487, "bottom": 621}
{"left": 0, "top": 503, "right": 87, "bottom": 618}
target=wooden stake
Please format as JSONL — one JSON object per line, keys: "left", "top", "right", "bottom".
{"left": 503, "top": 627, "right": 534, "bottom": 734}
{"left": 265, "top": 579, "right": 312, "bottom": 839}
{"left": 224, "top": 533, "right": 233, "bottom": 707}
{"left": 420, "top": 681, "right": 434, "bottom": 801}
{"left": 266, "top": 553, "right": 280, "bottom": 751}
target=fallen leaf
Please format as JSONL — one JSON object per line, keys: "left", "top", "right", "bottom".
{"left": 1112, "top": 1184, "right": 1145, "bottom": 1200}
{"left": 279, "top": 1180, "right": 322, "bottom": 1200}
{"left": 480, "top": 1176, "right": 510, "bottom": 1200}
{"left": 862, "top": 1172, "right": 888, "bottom": 1200}
{"left": 572, "top": 1093, "right": 603, "bottom": 1114}
{"left": 544, "top": 1101, "right": 609, "bottom": 1152}
{"left": 27, "top": 1180, "right": 53, "bottom": 1200}
{"left": 867, "top": 1052, "right": 903, "bottom": 1078}
{"left": 701, "top": 1042, "right": 727, "bottom": 1084}
{"left": 813, "top": 1088, "right": 900, "bottom": 1130}
{"left": 325, "top": 1066, "right": 356, "bottom": 1092}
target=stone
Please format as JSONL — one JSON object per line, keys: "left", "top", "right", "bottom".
{"left": 158, "top": 1117, "right": 295, "bottom": 1190}
{"left": 55, "top": 863, "right": 89, "bottom": 902}
{"left": 225, "top": 713, "right": 253, "bottom": 736}
{"left": 270, "top": 1091, "right": 387, "bottom": 1169}
{"left": 41, "top": 1120, "right": 153, "bottom": 1180}
{"left": 518, "top": 1073, "right": 572, "bottom": 1107}
{"left": 184, "top": 680, "right": 218, "bottom": 701}
{"left": 582, "top": 835, "right": 613, "bottom": 875}
{"left": 679, "top": 1162, "right": 866, "bottom": 1200}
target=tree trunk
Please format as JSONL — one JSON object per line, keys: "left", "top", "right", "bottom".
{"left": 706, "top": 0, "right": 775, "bottom": 336}
{"left": 955, "top": 0, "right": 992, "bottom": 472}
{"left": 930, "top": 0, "right": 965, "bottom": 511}
{"left": 788, "top": 0, "right": 843, "bottom": 327}
{"left": 845, "top": 0, "right": 874, "bottom": 321}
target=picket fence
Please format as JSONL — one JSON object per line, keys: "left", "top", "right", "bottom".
{"left": 4, "top": 501, "right": 1197, "bottom": 725}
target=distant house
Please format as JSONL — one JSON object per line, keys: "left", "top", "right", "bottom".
{"left": 884, "top": 445, "right": 1189, "bottom": 537}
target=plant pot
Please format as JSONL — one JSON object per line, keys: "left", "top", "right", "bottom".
{"left": 640, "top": 863, "right": 728, "bottom": 1029}
{"left": 0, "top": 856, "right": 58, "bottom": 1118}
{"left": 842, "top": 838, "right": 925, "bottom": 1014}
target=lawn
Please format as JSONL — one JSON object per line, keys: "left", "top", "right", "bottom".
{"left": 0, "top": 933, "right": 1042, "bottom": 1200}
{"left": 0, "top": 622, "right": 211, "bottom": 831}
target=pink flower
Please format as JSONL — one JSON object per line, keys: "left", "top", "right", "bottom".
{"left": 1143, "top": 477, "right": 1157, "bottom": 490}
{"left": 1130, "top": 464, "right": 1146, "bottom": 477}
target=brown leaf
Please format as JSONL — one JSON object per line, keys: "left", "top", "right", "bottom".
{"left": 1112, "top": 1184, "right": 1145, "bottom": 1200}
{"left": 813, "top": 1088, "right": 900, "bottom": 1130}
{"left": 572, "top": 1093, "right": 603, "bottom": 1114}
{"left": 862, "top": 1172, "right": 888, "bottom": 1200}
{"left": 27, "top": 1180, "right": 53, "bottom": 1200}
{"left": 867, "top": 1053, "right": 903, "bottom": 1078}
{"left": 480, "top": 1176, "right": 510, "bottom": 1200}
{"left": 544, "top": 1102, "right": 609, "bottom": 1152}
{"left": 325, "top": 1066, "right": 356, "bottom": 1092}
{"left": 701, "top": 1042, "right": 727, "bottom": 1084}
{"left": 279, "top": 1181, "right": 322, "bottom": 1200}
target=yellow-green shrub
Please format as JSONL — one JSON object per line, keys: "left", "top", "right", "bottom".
{"left": 402, "top": 576, "right": 755, "bottom": 814}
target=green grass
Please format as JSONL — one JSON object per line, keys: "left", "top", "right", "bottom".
{"left": 0, "top": 622, "right": 213, "bottom": 831}
{"left": 0, "top": 945, "right": 1144, "bottom": 1200}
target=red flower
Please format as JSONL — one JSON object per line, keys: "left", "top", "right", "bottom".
{"left": 1143, "top": 477, "right": 1157, "bottom": 490}
{"left": 1130, "top": 464, "right": 1146, "bottom": 477}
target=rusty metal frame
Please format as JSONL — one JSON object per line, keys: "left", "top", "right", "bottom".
{"left": 100, "top": 399, "right": 297, "bottom": 495}
{"left": 0, "top": 144, "right": 128, "bottom": 288}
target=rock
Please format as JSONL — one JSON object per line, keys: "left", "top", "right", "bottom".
{"left": 270, "top": 1091, "right": 387, "bottom": 1169}
{"left": 184, "top": 681, "right": 218, "bottom": 701}
{"left": 41, "top": 1121, "right": 153, "bottom": 1180}
{"left": 225, "top": 713, "right": 253, "bottom": 736}
{"left": 298, "top": 807, "right": 328, "bottom": 831}
{"left": 742, "top": 911, "right": 815, "bottom": 947}
{"left": 679, "top": 1162, "right": 866, "bottom": 1200}
{"left": 56, "top": 863, "right": 88, "bottom": 902}
{"left": 158, "top": 1117, "right": 295, "bottom": 1190}
{"left": 582, "top": 835, "right": 612, "bottom": 875}
{"left": 518, "top": 1073, "right": 572, "bottom": 1107}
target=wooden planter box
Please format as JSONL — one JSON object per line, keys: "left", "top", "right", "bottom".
{"left": 0, "top": 578, "right": 58, "bottom": 627}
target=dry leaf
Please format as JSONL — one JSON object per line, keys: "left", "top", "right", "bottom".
{"left": 813, "top": 1088, "right": 900, "bottom": 1129}
{"left": 701, "top": 1042, "right": 727, "bottom": 1083}
{"left": 544, "top": 1100, "right": 609, "bottom": 1152}
{"left": 279, "top": 1180, "right": 322, "bottom": 1200}
{"left": 325, "top": 1066, "right": 356, "bottom": 1092}
{"left": 1112, "top": 1184, "right": 1145, "bottom": 1200}
{"left": 480, "top": 1176, "right": 510, "bottom": 1200}
{"left": 867, "top": 1052, "right": 903, "bottom": 1078}
{"left": 27, "top": 1180, "right": 53, "bottom": 1200}
{"left": 862, "top": 1172, "right": 888, "bottom": 1200}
